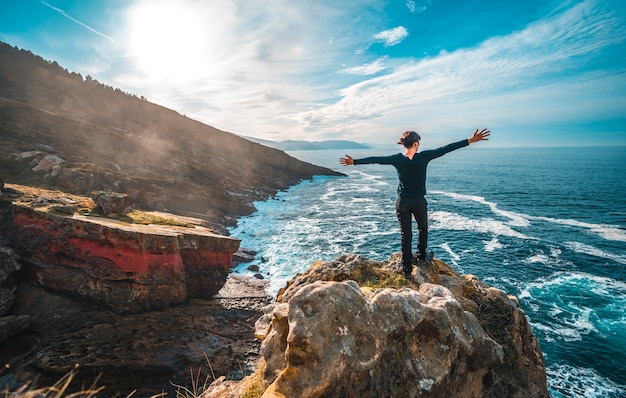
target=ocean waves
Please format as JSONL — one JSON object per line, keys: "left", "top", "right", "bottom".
{"left": 430, "top": 190, "right": 626, "bottom": 265}
{"left": 229, "top": 147, "right": 626, "bottom": 397}
{"left": 519, "top": 271, "right": 626, "bottom": 394}
{"left": 547, "top": 363, "right": 626, "bottom": 398}
{"left": 430, "top": 210, "right": 532, "bottom": 239}
{"left": 565, "top": 241, "right": 626, "bottom": 265}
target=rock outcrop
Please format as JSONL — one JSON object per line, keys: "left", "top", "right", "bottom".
{"left": 0, "top": 184, "right": 240, "bottom": 313}
{"left": 206, "top": 254, "right": 549, "bottom": 398}
{"left": 0, "top": 184, "right": 273, "bottom": 396}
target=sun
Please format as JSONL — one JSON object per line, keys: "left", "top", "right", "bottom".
{"left": 126, "top": 2, "right": 214, "bottom": 80}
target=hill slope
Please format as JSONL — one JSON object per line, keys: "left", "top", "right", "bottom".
{"left": 0, "top": 42, "right": 343, "bottom": 232}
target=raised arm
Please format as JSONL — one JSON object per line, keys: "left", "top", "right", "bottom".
{"left": 468, "top": 128, "right": 490, "bottom": 144}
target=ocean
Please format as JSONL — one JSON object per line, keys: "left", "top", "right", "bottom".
{"left": 228, "top": 145, "right": 626, "bottom": 397}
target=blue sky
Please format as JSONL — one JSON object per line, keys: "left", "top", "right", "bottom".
{"left": 1, "top": 0, "right": 625, "bottom": 147}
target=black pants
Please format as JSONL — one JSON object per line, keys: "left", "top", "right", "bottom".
{"left": 395, "top": 196, "right": 428, "bottom": 271}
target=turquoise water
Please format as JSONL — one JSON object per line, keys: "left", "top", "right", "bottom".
{"left": 229, "top": 146, "right": 626, "bottom": 397}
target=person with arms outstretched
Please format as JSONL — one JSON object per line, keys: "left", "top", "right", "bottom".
{"left": 340, "top": 128, "right": 490, "bottom": 276}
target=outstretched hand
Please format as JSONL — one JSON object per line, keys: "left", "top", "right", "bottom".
{"left": 339, "top": 155, "right": 354, "bottom": 166}
{"left": 469, "top": 128, "right": 490, "bottom": 144}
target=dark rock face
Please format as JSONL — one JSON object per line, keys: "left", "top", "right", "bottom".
{"left": 92, "top": 191, "right": 133, "bottom": 216}
{"left": 0, "top": 239, "right": 20, "bottom": 317}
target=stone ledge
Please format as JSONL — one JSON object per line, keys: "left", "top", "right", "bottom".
{"left": 1, "top": 184, "right": 240, "bottom": 313}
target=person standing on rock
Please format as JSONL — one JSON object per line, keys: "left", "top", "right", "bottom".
{"left": 340, "top": 128, "right": 490, "bottom": 276}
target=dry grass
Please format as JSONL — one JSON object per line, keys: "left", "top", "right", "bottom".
{"left": 119, "top": 210, "right": 195, "bottom": 228}
{"left": 1, "top": 367, "right": 106, "bottom": 398}
{"left": 2, "top": 360, "right": 215, "bottom": 398}
{"left": 7, "top": 183, "right": 197, "bottom": 229}
{"left": 351, "top": 262, "right": 418, "bottom": 290}
{"left": 169, "top": 354, "right": 215, "bottom": 398}
{"left": 239, "top": 366, "right": 265, "bottom": 398}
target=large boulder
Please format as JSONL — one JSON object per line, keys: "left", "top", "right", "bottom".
{"left": 91, "top": 191, "right": 133, "bottom": 216}
{"left": 260, "top": 280, "right": 503, "bottom": 398}
{"left": 206, "top": 254, "right": 549, "bottom": 398}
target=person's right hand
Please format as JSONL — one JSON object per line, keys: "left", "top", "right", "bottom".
{"left": 339, "top": 155, "right": 354, "bottom": 166}
{"left": 468, "top": 128, "right": 490, "bottom": 144}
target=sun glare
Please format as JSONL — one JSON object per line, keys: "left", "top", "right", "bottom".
{"left": 126, "top": 2, "right": 214, "bottom": 80}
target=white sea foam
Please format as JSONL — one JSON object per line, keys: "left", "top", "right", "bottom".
{"left": 348, "top": 197, "right": 376, "bottom": 204}
{"left": 439, "top": 242, "right": 461, "bottom": 264}
{"left": 520, "top": 272, "right": 626, "bottom": 300}
{"left": 433, "top": 190, "right": 626, "bottom": 243}
{"left": 524, "top": 246, "right": 565, "bottom": 266}
{"left": 353, "top": 170, "right": 390, "bottom": 186}
{"left": 534, "top": 216, "right": 626, "bottom": 242}
{"left": 527, "top": 253, "right": 551, "bottom": 264}
{"left": 563, "top": 305, "right": 599, "bottom": 335}
{"left": 321, "top": 184, "right": 380, "bottom": 203}
{"left": 520, "top": 272, "right": 626, "bottom": 342}
{"left": 483, "top": 236, "right": 503, "bottom": 252}
{"left": 430, "top": 210, "right": 531, "bottom": 240}
{"left": 547, "top": 363, "right": 626, "bottom": 398}
{"left": 550, "top": 247, "right": 562, "bottom": 258}
{"left": 564, "top": 241, "right": 626, "bottom": 265}
{"left": 528, "top": 307, "right": 596, "bottom": 342}
{"left": 432, "top": 191, "right": 531, "bottom": 227}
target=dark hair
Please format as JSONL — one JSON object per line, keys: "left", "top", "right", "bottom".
{"left": 397, "top": 131, "right": 421, "bottom": 148}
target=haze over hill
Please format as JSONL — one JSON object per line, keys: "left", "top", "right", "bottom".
{"left": 243, "top": 136, "right": 370, "bottom": 151}
{"left": 0, "top": 42, "right": 343, "bottom": 231}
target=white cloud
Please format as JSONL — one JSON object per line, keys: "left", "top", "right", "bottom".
{"left": 108, "top": 1, "right": 350, "bottom": 134}
{"left": 89, "top": 0, "right": 625, "bottom": 145}
{"left": 406, "top": 0, "right": 431, "bottom": 14}
{"left": 40, "top": 1, "right": 115, "bottom": 42}
{"left": 287, "top": 0, "right": 626, "bottom": 143}
{"left": 339, "top": 57, "right": 388, "bottom": 75}
{"left": 373, "top": 26, "right": 409, "bottom": 47}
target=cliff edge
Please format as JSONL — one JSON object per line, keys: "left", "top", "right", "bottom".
{"left": 207, "top": 254, "right": 549, "bottom": 398}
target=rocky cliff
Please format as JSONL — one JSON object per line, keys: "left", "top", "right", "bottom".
{"left": 1, "top": 183, "right": 240, "bottom": 314}
{"left": 206, "top": 254, "right": 549, "bottom": 398}
{"left": 0, "top": 42, "right": 343, "bottom": 233}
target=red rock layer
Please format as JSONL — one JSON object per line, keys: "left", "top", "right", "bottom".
{"left": 5, "top": 204, "right": 240, "bottom": 313}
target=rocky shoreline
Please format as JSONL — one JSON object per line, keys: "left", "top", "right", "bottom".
{"left": 0, "top": 183, "right": 272, "bottom": 396}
